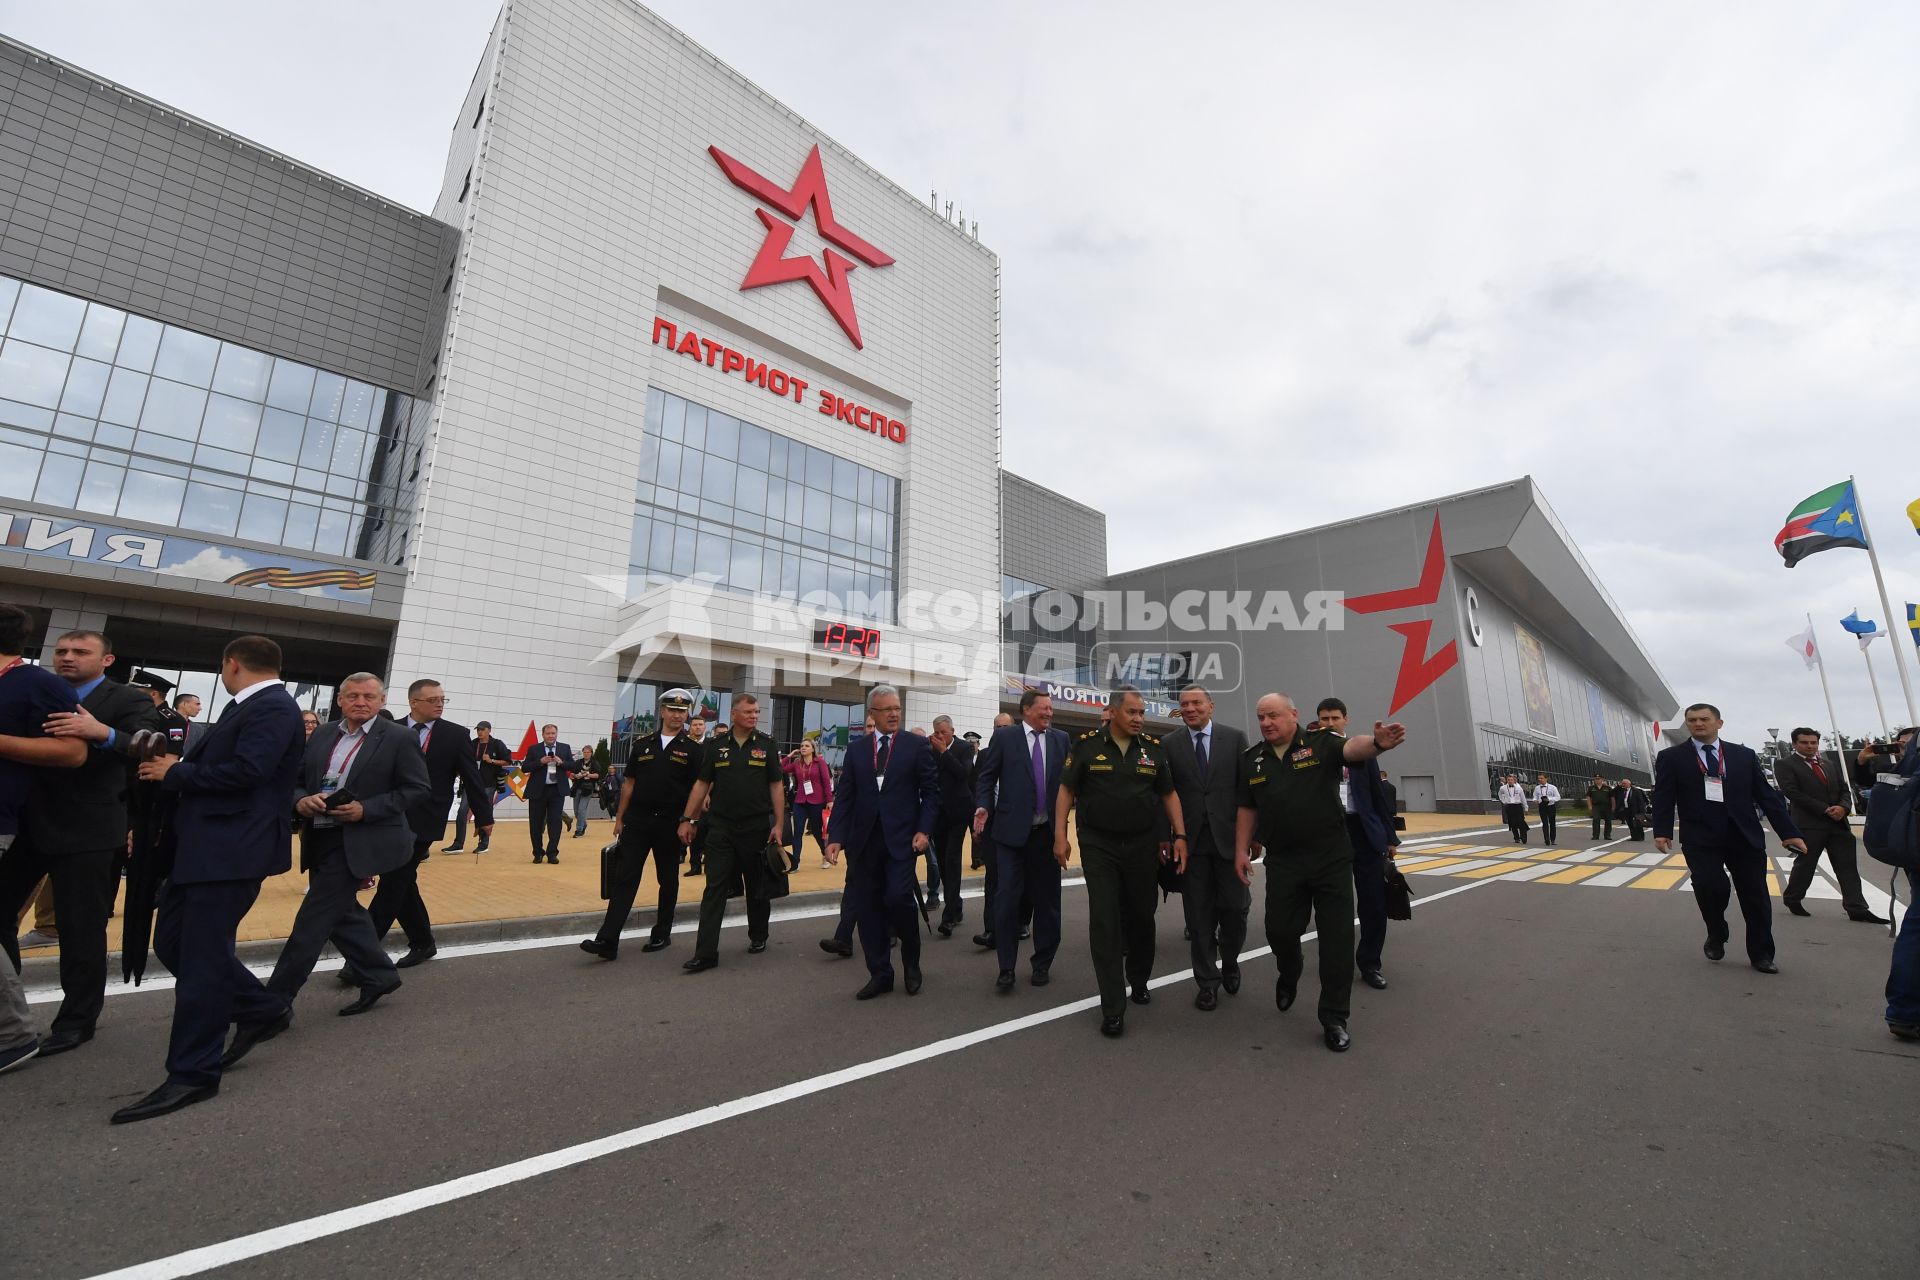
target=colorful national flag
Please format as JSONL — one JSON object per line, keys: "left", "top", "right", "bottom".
{"left": 1785, "top": 625, "right": 1818, "bottom": 670}
{"left": 1775, "top": 482, "right": 1868, "bottom": 567}
{"left": 1841, "top": 609, "right": 1883, "bottom": 651}
{"left": 514, "top": 719, "right": 538, "bottom": 760}
{"left": 1908, "top": 602, "right": 1919, "bottom": 649}
{"left": 1908, "top": 497, "right": 1920, "bottom": 537}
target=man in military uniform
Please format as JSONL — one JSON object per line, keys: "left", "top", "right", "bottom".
{"left": 684, "top": 716, "right": 709, "bottom": 875}
{"left": 1056, "top": 687, "right": 1187, "bottom": 1038}
{"left": 130, "top": 671, "right": 191, "bottom": 755}
{"left": 676, "top": 693, "right": 785, "bottom": 971}
{"left": 582, "top": 688, "right": 700, "bottom": 960}
{"left": 1586, "top": 774, "right": 1615, "bottom": 840}
{"left": 1235, "top": 692, "right": 1405, "bottom": 1053}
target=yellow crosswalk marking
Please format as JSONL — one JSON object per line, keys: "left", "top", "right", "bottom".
{"left": 1474, "top": 846, "right": 1525, "bottom": 857}
{"left": 1662, "top": 855, "right": 1688, "bottom": 868}
{"left": 1595, "top": 851, "right": 1636, "bottom": 865}
{"left": 1529, "top": 848, "right": 1570, "bottom": 860}
{"left": 1407, "top": 843, "right": 1471, "bottom": 854}
{"left": 1768, "top": 873, "right": 1782, "bottom": 898}
{"left": 1456, "top": 860, "right": 1535, "bottom": 879}
{"left": 1630, "top": 869, "right": 1686, "bottom": 890}
{"left": 1396, "top": 857, "right": 1473, "bottom": 873}
{"left": 1538, "top": 865, "right": 1608, "bottom": 884}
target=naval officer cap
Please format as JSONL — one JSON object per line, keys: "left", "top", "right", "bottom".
{"left": 129, "top": 669, "right": 177, "bottom": 695}
{"left": 660, "top": 687, "right": 695, "bottom": 710}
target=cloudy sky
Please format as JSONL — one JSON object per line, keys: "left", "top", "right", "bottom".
{"left": 7, "top": 0, "right": 1919, "bottom": 745}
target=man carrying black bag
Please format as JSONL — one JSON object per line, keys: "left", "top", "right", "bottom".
{"left": 1319, "top": 699, "right": 1399, "bottom": 992}
{"left": 582, "top": 689, "right": 700, "bottom": 959}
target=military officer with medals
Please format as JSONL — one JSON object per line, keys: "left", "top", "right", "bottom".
{"left": 677, "top": 692, "right": 785, "bottom": 971}
{"left": 1235, "top": 692, "right": 1405, "bottom": 1053}
{"left": 582, "top": 688, "right": 700, "bottom": 960}
{"left": 1056, "top": 686, "right": 1187, "bottom": 1038}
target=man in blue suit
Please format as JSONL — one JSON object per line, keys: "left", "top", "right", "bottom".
{"left": 827, "top": 685, "right": 940, "bottom": 999}
{"left": 522, "top": 724, "right": 574, "bottom": 863}
{"left": 1317, "top": 698, "right": 1399, "bottom": 991}
{"left": 972, "top": 689, "right": 1071, "bottom": 992}
{"left": 1653, "top": 702, "right": 1806, "bottom": 974}
{"left": 116, "top": 635, "right": 306, "bottom": 1123}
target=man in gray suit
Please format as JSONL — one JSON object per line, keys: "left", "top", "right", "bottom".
{"left": 1160, "top": 686, "right": 1250, "bottom": 1011}
{"left": 1775, "top": 727, "right": 1885, "bottom": 923}
{"left": 225, "top": 673, "right": 429, "bottom": 1067}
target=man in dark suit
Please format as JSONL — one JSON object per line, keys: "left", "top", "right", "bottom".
{"left": 827, "top": 686, "right": 940, "bottom": 999}
{"left": 1615, "top": 777, "right": 1649, "bottom": 841}
{"left": 973, "top": 689, "right": 1070, "bottom": 991}
{"left": 1160, "top": 686, "right": 1249, "bottom": 1010}
{"left": 229, "top": 674, "right": 430, "bottom": 1063}
{"left": 0, "top": 629, "right": 163, "bottom": 1057}
{"left": 376, "top": 678, "right": 490, "bottom": 966}
{"left": 971, "top": 714, "right": 1031, "bottom": 950}
{"left": 446, "top": 720, "right": 512, "bottom": 854}
{"left": 928, "top": 715, "right": 975, "bottom": 937}
{"left": 1775, "top": 728, "right": 1884, "bottom": 922}
{"left": 1317, "top": 698, "right": 1399, "bottom": 992}
{"left": 523, "top": 724, "right": 574, "bottom": 863}
{"left": 116, "top": 635, "right": 306, "bottom": 1123}
{"left": 1653, "top": 702, "right": 1806, "bottom": 974}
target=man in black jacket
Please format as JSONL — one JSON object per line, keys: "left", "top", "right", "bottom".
{"left": 0, "top": 629, "right": 163, "bottom": 1057}
{"left": 445, "top": 721, "right": 512, "bottom": 854}
{"left": 929, "top": 716, "right": 975, "bottom": 936}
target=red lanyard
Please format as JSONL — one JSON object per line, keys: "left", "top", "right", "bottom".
{"left": 416, "top": 723, "right": 433, "bottom": 753}
{"left": 0, "top": 657, "right": 22, "bottom": 679}
{"left": 1695, "top": 745, "right": 1722, "bottom": 779}
{"left": 331, "top": 730, "right": 369, "bottom": 777}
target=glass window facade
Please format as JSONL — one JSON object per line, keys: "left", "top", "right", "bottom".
{"left": 628, "top": 389, "right": 898, "bottom": 622}
{"left": 0, "top": 273, "right": 429, "bottom": 565}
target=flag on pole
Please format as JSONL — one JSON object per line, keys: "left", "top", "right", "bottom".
{"left": 1785, "top": 624, "right": 1818, "bottom": 670}
{"left": 1908, "top": 602, "right": 1919, "bottom": 649}
{"left": 1907, "top": 496, "right": 1920, "bottom": 538}
{"left": 1841, "top": 609, "right": 1883, "bottom": 651}
{"left": 514, "top": 719, "right": 539, "bottom": 760}
{"left": 1775, "top": 481, "right": 1868, "bottom": 566}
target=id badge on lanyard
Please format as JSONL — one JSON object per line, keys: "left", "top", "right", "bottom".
{"left": 1700, "top": 752, "right": 1725, "bottom": 803}
{"left": 1339, "top": 767, "right": 1351, "bottom": 810}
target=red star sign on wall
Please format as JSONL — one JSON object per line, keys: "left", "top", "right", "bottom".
{"left": 709, "top": 144, "right": 895, "bottom": 350}
{"left": 1342, "top": 514, "right": 1460, "bottom": 716}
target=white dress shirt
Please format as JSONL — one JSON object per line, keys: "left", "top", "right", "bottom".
{"left": 1532, "top": 783, "right": 1560, "bottom": 804}
{"left": 1498, "top": 783, "right": 1528, "bottom": 805}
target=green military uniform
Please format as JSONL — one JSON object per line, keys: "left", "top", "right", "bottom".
{"left": 1063, "top": 728, "right": 1176, "bottom": 1021}
{"left": 1585, "top": 781, "right": 1614, "bottom": 839}
{"left": 1238, "top": 728, "right": 1355, "bottom": 1029}
{"left": 588, "top": 715, "right": 700, "bottom": 953}
{"left": 691, "top": 728, "right": 783, "bottom": 961}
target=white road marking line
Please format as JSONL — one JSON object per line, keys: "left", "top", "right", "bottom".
{"left": 1494, "top": 863, "right": 1563, "bottom": 882}
{"left": 1802, "top": 878, "right": 1842, "bottom": 901}
{"left": 1581, "top": 866, "right": 1642, "bottom": 888}
{"left": 1556, "top": 850, "right": 1608, "bottom": 864}
{"left": 1629, "top": 853, "right": 1665, "bottom": 867}
{"left": 1427, "top": 859, "right": 1499, "bottom": 874}
{"left": 80, "top": 876, "right": 1504, "bottom": 1280}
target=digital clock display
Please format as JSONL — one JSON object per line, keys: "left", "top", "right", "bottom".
{"left": 812, "top": 621, "right": 882, "bottom": 660}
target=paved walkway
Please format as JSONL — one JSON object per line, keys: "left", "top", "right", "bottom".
{"left": 17, "top": 811, "right": 1499, "bottom": 954}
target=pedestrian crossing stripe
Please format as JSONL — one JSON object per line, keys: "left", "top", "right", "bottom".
{"left": 1400, "top": 846, "right": 1828, "bottom": 899}
{"left": 1536, "top": 865, "right": 1608, "bottom": 884}
{"left": 1594, "top": 851, "right": 1637, "bottom": 865}
{"left": 1455, "top": 860, "right": 1535, "bottom": 879}
{"left": 1632, "top": 870, "right": 1686, "bottom": 890}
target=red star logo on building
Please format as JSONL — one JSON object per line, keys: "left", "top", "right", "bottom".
{"left": 709, "top": 143, "right": 894, "bottom": 350}
{"left": 1343, "top": 513, "right": 1459, "bottom": 715}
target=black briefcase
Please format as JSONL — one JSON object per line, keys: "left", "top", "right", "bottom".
{"left": 761, "top": 841, "right": 791, "bottom": 901}
{"left": 1157, "top": 855, "right": 1186, "bottom": 901}
{"left": 1384, "top": 863, "right": 1414, "bottom": 921}
{"left": 599, "top": 840, "right": 618, "bottom": 901}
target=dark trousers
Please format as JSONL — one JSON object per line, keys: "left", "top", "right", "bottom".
{"left": 1537, "top": 801, "right": 1558, "bottom": 843}
{"left": 528, "top": 794, "right": 565, "bottom": 858}
{"left": 1349, "top": 820, "right": 1389, "bottom": 974}
{"left": 1783, "top": 823, "right": 1868, "bottom": 912}
{"left": 0, "top": 842, "right": 115, "bottom": 1037}
{"left": 450, "top": 792, "right": 497, "bottom": 847}
{"left": 1888, "top": 870, "right": 1919, "bottom": 1026}
{"left": 1266, "top": 845, "right": 1356, "bottom": 1028}
{"left": 688, "top": 817, "right": 708, "bottom": 873}
{"left": 153, "top": 877, "right": 282, "bottom": 1088}
{"left": 366, "top": 839, "right": 433, "bottom": 949}
{"left": 1080, "top": 830, "right": 1159, "bottom": 1019}
{"left": 277, "top": 840, "right": 400, "bottom": 1001}
{"left": 981, "top": 840, "right": 1032, "bottom": 940}
{"left": 1183, "top": 850, "right": 1250, "bottom": 993}
{"left": 791, "top": 803, "right": 827, "bottom": 859}
{"left": 994, "top": 823, "right": 1061, "bottom": 973}
{"left": 693, "top": 819, "right": 772, "bottom": 961}
{"left": 596, "top": 810, "right": 681, "bottom": 945}
{"left": 1591, "top": 806, "right": 1613, "bottom": 839}
{"left": 933, "top": 817, "right": 969, "bottom": 925}
{"left": 849, "top": 829, "right": 920, "bottom": 981}
{"left": 1502, "top": 804, "right": 1528, "bottom": 842}
{"left": 1681, "top": 839, "right": 1774, "bottom": 963}
{"left": 833, "top": 852, "right": 860, "bottom": 945}
{"left": 924, "top": 842, "right": 942, "bottom": 902}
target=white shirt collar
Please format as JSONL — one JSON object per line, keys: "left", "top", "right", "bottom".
{"left": 229, "top": 677, "right": 280, "bottom": 705}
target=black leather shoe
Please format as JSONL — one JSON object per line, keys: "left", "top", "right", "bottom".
{"left": 579, "top": 939, "right": 617, "bottom": 960}
{"left": 855, "top": 976, "right": 894, "bottom": 1000}
{"left": 394, "top": 944, "right": 438, "bottom": 969}
{"left": 747, "top": 939, "right": 767, "bottom": 954}
{"left": 221, "top": 1012, "right": 291, "bottom": 1067}
{"left": 37, "top": 1028, "right": 94, "bottom": 1057}
{"left": 819, "top": 938, "right": 853, "bottom": 958}
{"left": 337, "top": 965, "right": 363, "bottom": 988}
{"left": 1275, "top": 980, "right": 1297, "bottom": 1012}
{"left": 1783, "top": 898, "right": 1810, "bottom": 917}
{"left": 1324, "top": 1023, "right": 1352, "bottom": 1052}
{"left": 904, "top": 964, "right": 923, "bottom": 995}
{"left": 972, "top": 932, "right": 995, "bottom": 949}
{"left": 1360, "top": 969, "right": 1388, "bottom": 990}
{"left": 1704, "top": 938, "right": 1726, "bottom": 962}
{"left": 111, "top": 1080, "right": 218, "bottom": 1124}
{"left": 340, "top": 982, "right": 400, "bottom": 1016}
{"left": 441, "top": 844, "right": 466, "bottom": 854}
{"left": 1850, "top": 910, "right": 1891, "bottom": 924}
{"left": 1195, "top": 988, "right": 1218, "bottom": 1012}
{"left": 641, "top": 936, "right": 672, "bottom": 953}
{"left": 996, "top": 968, "right": 1016, "bottom": 992}
{"left": 1222, "top": 968, "right": 1241, "bottom": 996}
{"left": 531, "top": 855, "right": 543, "bottom": 864}
{"left": 683, "top": 956, "right": 718, "bottom": 973}
{"left": 1890, "top": 1022, "right": 1920, "bottom": 1041}
{"left": 1030, "top": 968, "right": 1050, "bottom": 987}
{"left": 1100, "top": 1016, "right": 1124, "bottom": 1038}
{"left": 937, "top": 921, "right": 954, "bottom": 938}
{"left": 1019, "top": 928, "right": 1031, "bottom": 940}
{"left": 549, "top": 854, "right": 560, "bottom": 865}
{"left": 1130, "top": 985, "right": 1152, "bottom": 1006}
{"left": 1752, "top": 958, "right": 1779, "bottom": 974}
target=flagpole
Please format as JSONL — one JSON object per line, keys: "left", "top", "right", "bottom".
{"left": 1808, "top": 614, "right": 1854, "bottom": 815}
{"left": 1852, "top": 474, "right": 1920, "bottom": 725}
{"left": 1861, "top": 638, "right": 1894, "bottom": 739}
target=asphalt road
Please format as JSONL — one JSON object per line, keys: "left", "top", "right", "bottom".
{"left": 5, "top": 830, "right": 1915, "bottom": 1279}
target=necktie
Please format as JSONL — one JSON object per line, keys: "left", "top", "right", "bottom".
{"left": 1031, "top": 731, "right": 1047, "bottom": 815}
{"left": 875, "top": 734, "right": 891, "bottom": 776}
{"left": 1194, "top": 731, "right": 1209, "bottom": 777}
{"left": 1703, "top": 744, "right": 1719, "bottom": 777}
{"left": 1809, "top": 757, "right": 1828, "bottom": 785}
